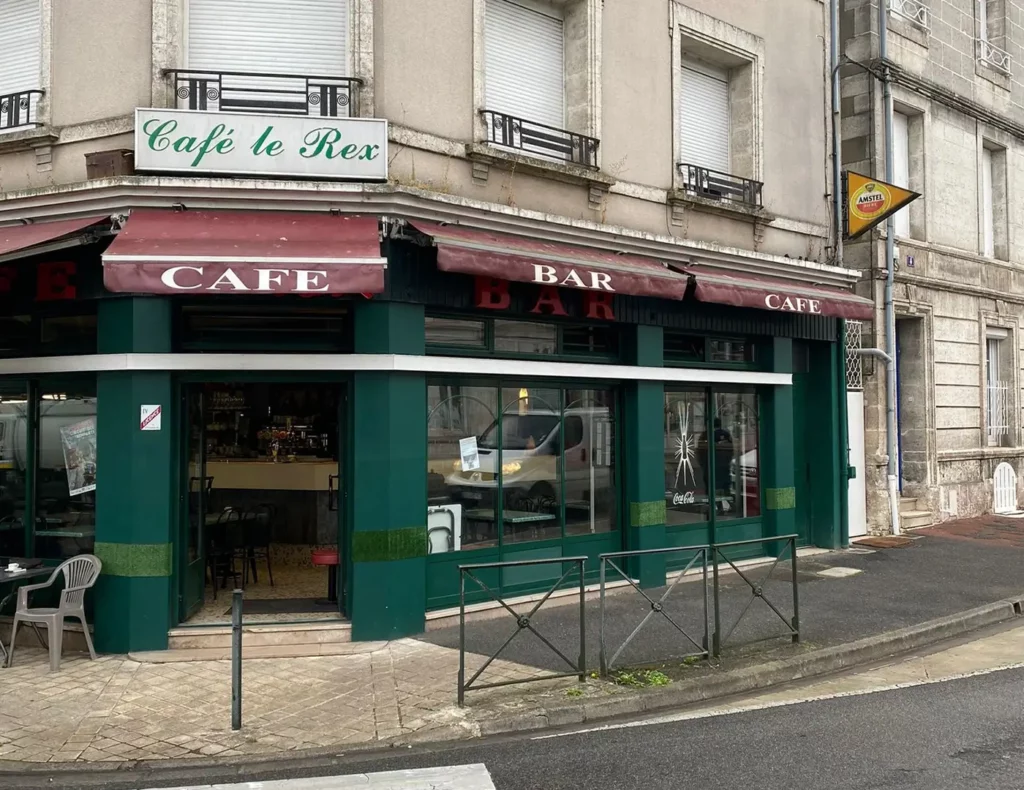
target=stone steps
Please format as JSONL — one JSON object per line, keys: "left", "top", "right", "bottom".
{"left": 901, "top": 510, "right": 934, "bottom": 530}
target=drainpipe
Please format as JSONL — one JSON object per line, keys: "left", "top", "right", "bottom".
{"left": 830, "top": 0, "right": 843, "bottom": 266}
{"left": 879, "top": 1, "right": 901, "bottom": 537}
{"left": 859, "top": 346, "right": 901, "bottom": 535}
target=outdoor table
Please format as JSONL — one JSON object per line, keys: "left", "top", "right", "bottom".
{"left": 0, "top": 563, "right": 51, "bottom": 667}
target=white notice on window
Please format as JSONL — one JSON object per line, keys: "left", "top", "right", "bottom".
{"left": 459, "top": 436, "right": 481, "bottom": 472}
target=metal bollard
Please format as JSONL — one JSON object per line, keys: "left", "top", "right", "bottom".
{"left": 231, "top": 588, "right": 243, "bottom": 731}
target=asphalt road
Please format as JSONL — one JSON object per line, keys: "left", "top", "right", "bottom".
{"left": 24, "top": 663, "right": 1024, "bottom": 790}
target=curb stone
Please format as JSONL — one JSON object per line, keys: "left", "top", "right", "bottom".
{"left": 0, "top": 597, "right": 1020, "bottom": 788}
{"left": 472, "top": 597, "right": 1020, "bottom": 737}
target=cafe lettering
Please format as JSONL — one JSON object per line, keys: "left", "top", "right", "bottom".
{"left": 763, "top": 293, "right": 823, "bottom": 315}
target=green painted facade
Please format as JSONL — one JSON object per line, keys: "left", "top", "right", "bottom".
{"left": 0, "top": 240, "right": 852, "bottom": 653}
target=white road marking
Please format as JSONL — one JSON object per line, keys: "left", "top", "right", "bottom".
{"left": 147, "top": 763, "right": 496, "bottom": 790}
{"left": 533, "top": 662, "right": 1024, "bottom": 740}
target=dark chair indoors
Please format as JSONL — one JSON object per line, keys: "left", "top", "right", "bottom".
{"left": 207, "top": 507, "right": 246, "bottom": 596}
{"left": 244, "top": 503, "right": 275, "bottom": 587}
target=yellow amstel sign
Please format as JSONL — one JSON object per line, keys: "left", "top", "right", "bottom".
{"left": 843, "top": 171, "right": 920, "bottom": 240}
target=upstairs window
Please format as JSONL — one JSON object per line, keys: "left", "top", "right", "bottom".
{"left": 479, "top": 0, "right": 600, "bottom": 168}
{"left": 0, "top": 0, "right": 42, "bottom": 132}
{"left": 484, "top": 0, "right": 564, "bottom": 132}
{"left": 679, "top": 58, "right": 730, "bottom": 175}
{"left": 182, "top": 0, "right": 353, "bottom": 116}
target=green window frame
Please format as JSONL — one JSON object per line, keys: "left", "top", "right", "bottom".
{"left": 425, "top": 313, "right": 622, "bottom": 362}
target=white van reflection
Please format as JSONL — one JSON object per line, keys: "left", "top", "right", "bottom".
{"left": 445, "top": 406, "right": 612, "bottom": 512}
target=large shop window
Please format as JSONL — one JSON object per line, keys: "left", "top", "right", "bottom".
{"left": 0, "top": 387, "right": 29, "bottom": 557}
{"left": 427, "top": 383, "right": 617, "bottom": 553}
{"left": 35, "top": 385, "right": 96, "bottom": 560}
{"left": 0, "top": 382, "right": 96, "bottom": 561}
{"left": 664, "top": 389, "right": 760, "bottom": 531}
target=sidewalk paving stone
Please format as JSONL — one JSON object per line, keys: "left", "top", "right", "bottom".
{"left": 2, "top": 516, "right": 1024, "bottom": 767}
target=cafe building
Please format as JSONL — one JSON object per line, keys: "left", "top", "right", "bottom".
{"left": 0, "top": 114, "right": 872, "bottom": 655}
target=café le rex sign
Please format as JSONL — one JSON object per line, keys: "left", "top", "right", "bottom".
{"left": 133, "top": 108, "right": 388, "bottom": 180}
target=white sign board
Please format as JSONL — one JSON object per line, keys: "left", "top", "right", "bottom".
{"left": 141, "top": 405, "right": 162, "bottom": 432}
{"left": 459, "top": 436, "right": 481, "bottom": 472}
{"left": 134, "top": 108, "right": 388, "bottom": 180}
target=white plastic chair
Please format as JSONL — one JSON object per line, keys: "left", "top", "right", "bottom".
{"left": 7, "top": 554, "right": 102, "bottom": 672}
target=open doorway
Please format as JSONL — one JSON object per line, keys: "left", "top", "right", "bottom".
{"left": 179, "top": 381, "right": 346, "bottom": 625}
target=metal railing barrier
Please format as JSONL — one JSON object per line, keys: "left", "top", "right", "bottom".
{"left": 712, "top": 535, "right": 800, "bottom": 657}
{"left": 598, "top": 546, "right": 710, "bottom": 676}
{"left": 458, "top": 556, "right": 587, "bottom": 706}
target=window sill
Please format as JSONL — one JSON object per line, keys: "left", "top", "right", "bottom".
{"left": 466, "top": 142, "right": 616, "bottom": 191}
{"left": 668, "top": 189, "right": 774, "bottom": 224}
{"left": 0, "top": 126, "right": 58, "bottom": 155}
{"left": 937, "top": 446, "right": 1023, "bottom": 462}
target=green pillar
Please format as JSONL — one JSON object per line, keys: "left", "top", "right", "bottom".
{"left": 93, "top": 297, "right": 175, "bottom": 653}
{"left": 349, "top": 301, "right": 428, "bottom": 641}
{"left": 764, "top": 337, "right": 796, "bottom": 556}
{"left": 809, "top": 340, "right": 843, "bottom": 549}
{"left": 623, "top": 324, "right": 666, "bottom": 588}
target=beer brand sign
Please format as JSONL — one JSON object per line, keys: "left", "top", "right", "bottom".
{"left": 133, "top": 109, "right": 388, "bottom": 180}
{"left": 843, "top": 170, "right": 919, "bottom": 240}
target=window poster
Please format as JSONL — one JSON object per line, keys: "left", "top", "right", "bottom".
{"left": 60, "top": 418, "right": 97, "bottom": 496}
{"left": 459, "top": 436, "right": 481, "bottom": 472}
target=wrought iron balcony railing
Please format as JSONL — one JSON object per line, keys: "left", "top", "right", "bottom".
{"left": 978, "top": 39, "right": 1011, "bottom": 73}
{"left": 887, "top": 0, "right": 929, "bottom": 28}
{"left": 0, "top": 89, "right": 43, "bottom": 132}
{"left": 481, "top": 109, "right": 599, "bottom": 169}
{"left": 164, "top": 70, "right": 363, "bottom": 117}
{"left": 678, "top": 163, "right": 764, "bottom": 209}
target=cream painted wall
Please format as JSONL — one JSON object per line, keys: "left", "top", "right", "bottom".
{"left": 2, "top": 0, "right": 832, "bottom": 262}
{"left": 600, "top": 0, "right": 673, "bottom": 189}
{"left": 374, "top": 0, "right": 474, "bottom": 140}
{"left": 50, "top": 0, "right": 153, "bottom": 127}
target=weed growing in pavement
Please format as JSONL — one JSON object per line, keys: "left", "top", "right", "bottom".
{"left": 565, "top": 687, "right": 584, "bottom": 698}
{"left": 612, "top": 669, "right": 671, "bottom": 688}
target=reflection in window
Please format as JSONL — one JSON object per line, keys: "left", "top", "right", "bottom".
{"left": 494, "top": 321, "right": 557, "bottom": 354}
{"left": 500, "top": 387, "right": 561, "bottom": 543}
{"left": 427, "top": 385, "right": 499, "bottom": 553}
{"left": 664, "top": 391, "right": 709, "bottom": 526}
{"left": 427, "top": 382, "right": 620, "bottom": 552}
{"left": 425, "top": 316, "right": 487, "bottom": 348}
{"left": 563, "top": 389, "right": 617, "bottom": 536}
{"left": 0, "top": 391, "right": 28, "bottom": 557}
{"left": 714, "top": 392, "right": 760, "bottom": 520}
{"left": 36, "top": 389, "right": 97, "bottom": 559}
{"left": 710, "top": 339, "right": 753, "bottom": 364}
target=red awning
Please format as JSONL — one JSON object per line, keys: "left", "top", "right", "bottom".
{"left": 689, "top": 269, "right": 873, "bottom": 321}
{"left": 0, "top": 216, "right": 109, "bottom": 259}
{"left": 411, "top": 221, "right": 688, "bottom": 300}
{"left": 102, "top": 210, "right": 386, "bottom": 295}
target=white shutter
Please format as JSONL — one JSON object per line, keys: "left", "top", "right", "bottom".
{"left": 679, "top": 59, "right": 730, "bottom": 173}
{"left": 484, "top": 0, "right": 564, "bottom": 129}
{"left": 982, "top": 147, "right": 995, "bottom": 257}
{"left": 0, "top": 0, "right": 41, "bottom": 93}
{"left": 187, "top": 0, "right": 348, "bottom": 76}
{"left": 893, "top": 111, "right": 911, "bottom": 238}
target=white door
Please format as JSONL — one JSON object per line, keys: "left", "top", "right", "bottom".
{"left": 847, "top": 391, "right": 868, "bottom": 538}
{"left": 0, "top": 0, "right": 42, "bottom": 130}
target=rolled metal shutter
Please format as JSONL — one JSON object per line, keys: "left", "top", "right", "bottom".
{"left": 484, "top": 0, "right": 564, "bottom": 129}
{"left": 187, "top": 0, "right": 348, "bottom": 76}
{"left": 0, "top": 0, "right": 41, "bottom": 94}
{"left": 679, "top": 59, "right": 731, "bottom": 173}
